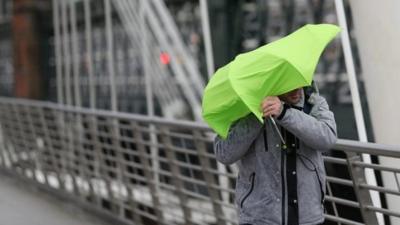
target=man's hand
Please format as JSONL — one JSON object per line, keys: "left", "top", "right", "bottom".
{"left": 261, "top": 96, "right": 283, "bottom": 118}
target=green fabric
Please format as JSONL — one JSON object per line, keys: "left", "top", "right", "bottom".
{"left": 202, "top": 24, "right": 340, "bottom": 138}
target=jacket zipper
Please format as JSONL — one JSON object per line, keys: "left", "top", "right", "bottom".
{"left": 240, "top": 172, "right": 255, "bottom": 208}
{"left": 263, "top": 125, "right": 268, "bottom": 152}
{"left": 281, "top": 150, "right": 286, "bottom": 225}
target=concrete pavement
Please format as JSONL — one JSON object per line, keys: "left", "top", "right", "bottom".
{"left": 0, "top": 174, "right": 111, "bottom": 225}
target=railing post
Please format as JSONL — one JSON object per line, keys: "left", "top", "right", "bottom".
{"left": 193, "top": 130, "right": 227, "bottom": 225}
{"left": 94, "top": 117, "right": 119, "bottom": 214}
{"left": 131, "top": 122, "right": 164, "bottom": 224}
{"left": 346, "top": 152, "right": 379, "bottom": 225}
{"left": 108, "top": 118, "right": 126, "bottom": 217}
{"left": 0, "top": 106, "right": 8, "bottom": 168}
{"left": 11, "top": 102, "right": 32, "bottom": 176}
{"left": 0, "top": 125, "right": 4, "bottom": 167}
{"left": 159, "top": 127, "right": 193, "bottom": 225}
{"left": 24, "top": 104, "right": 45, "bottom": 184}
{"left": 52, "top": 108, "right": 67, "bottom": 190}
{"left": 87, "top": 115, "right": 118, "bottom": 211}
{"left": 38, "top": 107, "right": 63, "bottom": 189}
{"left": 0, "top": 103, "right": 17, "bottom": 168}
{"left": 64, "top": 112, "right": 80, "bottom": 195}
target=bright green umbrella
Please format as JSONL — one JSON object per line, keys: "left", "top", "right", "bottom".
{"left": 202, "top": 24, "right": 340, "bottom": 139}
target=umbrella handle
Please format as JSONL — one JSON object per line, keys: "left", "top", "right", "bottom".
{"left": 266, "top": 116, "right": 287, "bottom": 148}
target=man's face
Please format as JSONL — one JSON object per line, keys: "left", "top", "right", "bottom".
{"left": 279, "top": 88, "right": 302, "bottom": 105}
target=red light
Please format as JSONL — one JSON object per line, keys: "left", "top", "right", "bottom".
{"left": 160, "top": 52, "right": 170, "bottom": 65}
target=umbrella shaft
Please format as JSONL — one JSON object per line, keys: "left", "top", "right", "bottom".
{"left": 269, "top": 116, "right": 286, "bottom": 146}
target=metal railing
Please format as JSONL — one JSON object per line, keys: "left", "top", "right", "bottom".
{"left": 0, "top": 97, "right": 399, "bottom": 225}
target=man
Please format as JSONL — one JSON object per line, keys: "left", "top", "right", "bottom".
{"left": 214, "top": 87, "right": 337, "bottom": 225}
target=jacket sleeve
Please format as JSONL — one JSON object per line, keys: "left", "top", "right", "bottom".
{"left": 276, "top": 95, "right": 337, "bottom": 152}
{"left": 214, "top": 114, "right": 263, "bottom": 165}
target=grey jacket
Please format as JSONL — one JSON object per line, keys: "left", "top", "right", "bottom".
{"left": 214, "top": 93, "right": 337, "bottom": 225}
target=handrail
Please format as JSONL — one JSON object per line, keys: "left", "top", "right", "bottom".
{"left": 0, "top": 97, "right": 400, "bottom": 225}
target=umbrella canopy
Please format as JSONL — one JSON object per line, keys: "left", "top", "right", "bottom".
{"left": 202, "top": 24, "right": 340, "bottom": 138}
